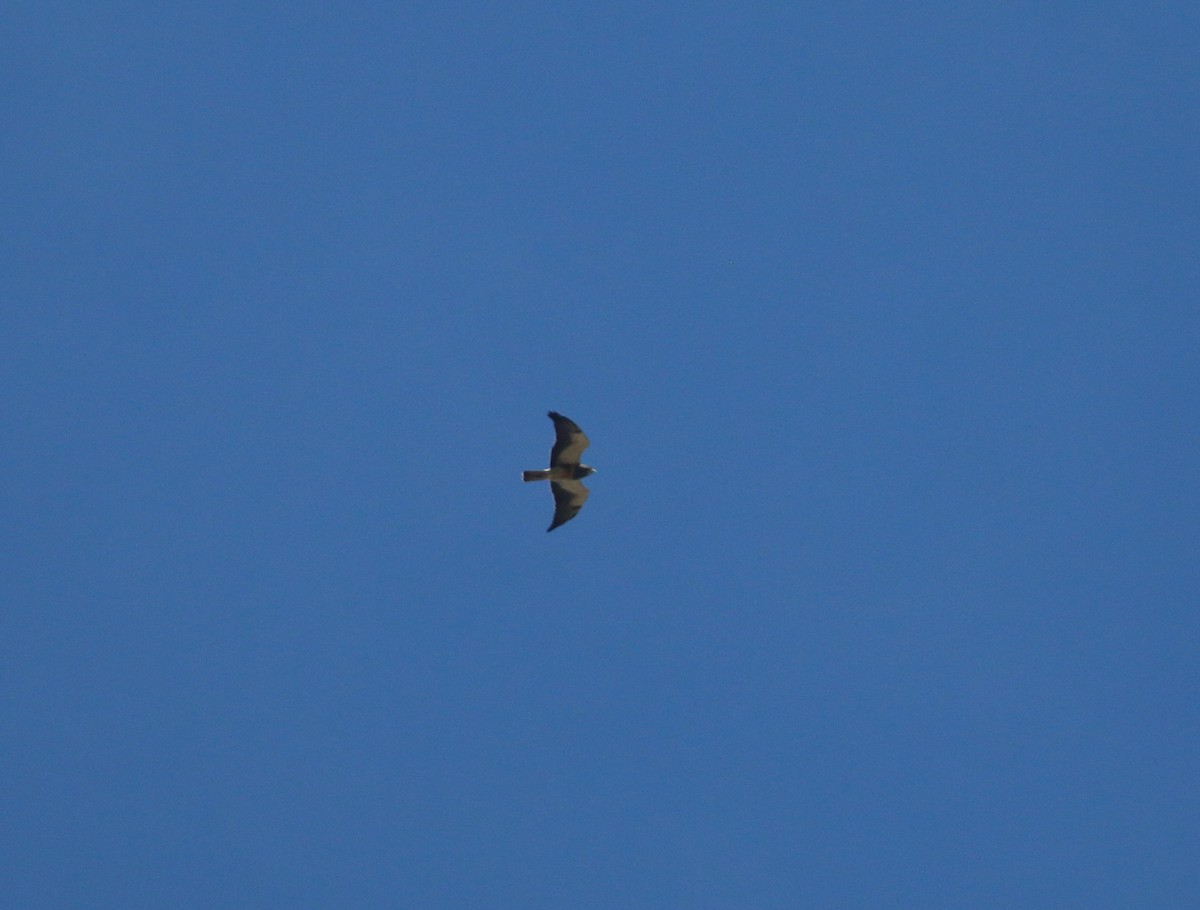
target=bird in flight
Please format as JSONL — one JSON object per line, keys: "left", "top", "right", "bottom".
{"left": 523, "top": 411, "right": 596, "bottom": 531}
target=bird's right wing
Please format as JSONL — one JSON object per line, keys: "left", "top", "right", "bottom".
{"left": 548, "top": 411, "right": 590, "bottom": 467}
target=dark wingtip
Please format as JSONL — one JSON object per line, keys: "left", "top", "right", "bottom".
{"left": 547, "top": 410, "right": 561, "bottom": 420}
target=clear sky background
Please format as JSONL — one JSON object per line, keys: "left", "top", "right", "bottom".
{"left": 3, "top": 3, "right": 1197, "bottom": 908}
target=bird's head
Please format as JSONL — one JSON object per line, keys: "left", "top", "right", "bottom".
{"left": 575, "top": 464, "right": 596, "bottom": 479}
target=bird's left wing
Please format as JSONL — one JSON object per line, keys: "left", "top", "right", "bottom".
{"left": 548, "top": 479, "right": 590, "bottom": 532}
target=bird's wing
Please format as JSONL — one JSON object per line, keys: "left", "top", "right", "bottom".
{"left": 548, "top": 479, "right": 590, "bottom": 532}
{"left": 548, "top": 411, "right": 590, "bottom": 466}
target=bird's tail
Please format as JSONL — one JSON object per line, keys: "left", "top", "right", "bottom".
{"left": 523, "top": 469, "right": 551, "bottom": 482}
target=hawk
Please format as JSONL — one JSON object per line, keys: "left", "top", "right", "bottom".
{"left": 522, "top": 411, "right": 597, "bottom": 531}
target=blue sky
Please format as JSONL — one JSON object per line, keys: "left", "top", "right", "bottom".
{"left": 3, "top": 3, "right": 1198, "bottom": 907}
